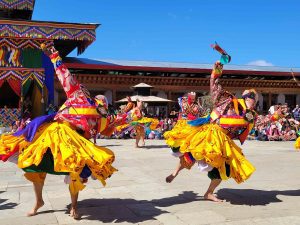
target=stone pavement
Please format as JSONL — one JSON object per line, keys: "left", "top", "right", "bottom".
{"left": 1, "top": 139, "right": 300, "bottom": 225}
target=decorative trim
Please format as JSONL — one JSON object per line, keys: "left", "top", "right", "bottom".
{"left": 0, "top": 38, "right": 46, "bottom": 49}
{"left": 0, "top": 67, "right": 44, "bottom": 88}
{"left": 0, "top": 0, "right": 34, "bottom": 10}
{"left": 0, "top": 38, "right": 51, "bottom": 67}
{"left": 0, "top": 20, "right": 97, "bottom": 53}
{"left": 71, "top": 74, "right": 300, "bottom": 90}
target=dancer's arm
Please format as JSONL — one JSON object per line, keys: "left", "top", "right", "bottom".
{"left": 210, "top": 61, "right": 224, "bottom": 104}
{"left": 210, "top": 61, "right": 234, "bottom": 113}
{"left": 41, "top": 43, "right": 91, "bottom": 100}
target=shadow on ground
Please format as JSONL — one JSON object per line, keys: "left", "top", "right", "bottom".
{"left": 73, "top": 191, "right": 202, "bottom": 223}
{"left": 99, "top": 144, "right": 122, "bottom": 147}
{"left": 142, "top": 144, "right": 169, "bottom": 149}
{"left": 0, "top": 191, "right": 18, "bottom": 210}
{"left": 217, "top": 188, "right": 300, "bottom": 206}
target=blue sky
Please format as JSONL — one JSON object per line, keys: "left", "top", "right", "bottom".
{"left": 33, "top": 0, "right": 300, "bottom": 67}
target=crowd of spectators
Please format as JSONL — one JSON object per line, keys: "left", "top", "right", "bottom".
{"left": 250, "top": 103, "right": 300, "bottom": 141}
{"left": 4, "top": 101, "right": 300, "bottom": 142}
{"left": 112, "top": 102, "right": 300, "bottom": 142}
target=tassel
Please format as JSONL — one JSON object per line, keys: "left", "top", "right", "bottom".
{"left": 41, "top": 86, "right": 44, "bottom": 103}
{"left": 211, "top": 42, "right": 231, "bottom": 64}
{"left": 211, "top": 42, "right": 228, "bottom": 55}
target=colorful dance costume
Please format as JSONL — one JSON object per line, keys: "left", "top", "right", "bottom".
{"left": 178, "top": 92, "right": 203, "bottom": 121}
{"left": 0, "top": 44, "right": 116, "bottom": 194}
{"left": 164, "top": 63, "right": 256, "bottom": 183}
{"left": 295, "top": 132, "right": 300, "bottom": 149}
{"left": 164, "top": 92, "right": 204, "bottom": 154}
{"left": 116, "top": 100, "right": 159, "bottom": 136}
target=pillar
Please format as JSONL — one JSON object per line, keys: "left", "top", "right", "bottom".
{"left": 104, "top": 90, "right": 113, "bottom": 104}
{"left": 112, "top": 89, "right": 116, "bottom": 106}
{"left": 258, "top": 92, "right": 263, "bottom": 113}
{"left": 268, "top": 92, "right": 272, "bottom": 109}
{"left": 296, "top": 94, "right": 300, "bottom": 105}
{"left": 167, "top": 91, "right": 172, "bottom": 115}
{"left": 277, "top": 94, "right": 285, "bottom": 104}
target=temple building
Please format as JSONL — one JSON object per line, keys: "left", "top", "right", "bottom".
{"left": 0, "top": 0, "right": 97, "bottom": 126}
{"left": 63, "top": 58, "right": 300, "bottom": 114}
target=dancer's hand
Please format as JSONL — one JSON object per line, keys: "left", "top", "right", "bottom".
{"left": 40, "top": 42, "right": 57, "bottom": 56}
{"left": 212, "top": 61, "right": 223, "bottom": 78}
{"left": 214, "top": 61, "right": 223, "bottom": 70}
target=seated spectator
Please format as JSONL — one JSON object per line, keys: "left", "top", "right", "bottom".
{"left": 148, "top": 131, "right": 155, "bottom": 139}
{"left": 280, "top": 126, "right": 297, "bottom": 141}
{"left": 293, "top": 105, "right": 300, "bottom": 121}
{"left": 268, "top": 122, "right": 281, "bottom": 141}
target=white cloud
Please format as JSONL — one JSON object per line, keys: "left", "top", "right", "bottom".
{"left": 247, "top": 60, "right": 274, "bottom": 66}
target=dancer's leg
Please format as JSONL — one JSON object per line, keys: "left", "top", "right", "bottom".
{"left": 205, "top": 166, "right": 229, "bottom": 202}
{"left": 135, "top": 126, "right": 143, "bottom": 148}
{"left": 204, "top": 179, "right": 223, "bottom": 202}
{"left": 25, "top": 173, "right": 46, "bottom": 216}
{"left": 69, "top": 190, "right": 80, "bottom": 220}
{"left": 141, "top": 127, "right": 145, "bottom": 146}
{"left": 166, "top": 156, "right": 185, "bottom": 183}
{"left": 135, "top": 134, "right": 140, "bottom": 148}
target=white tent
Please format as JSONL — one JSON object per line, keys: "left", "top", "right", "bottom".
{"left": 116, "top": 95, "right": 172, "bottom": 103}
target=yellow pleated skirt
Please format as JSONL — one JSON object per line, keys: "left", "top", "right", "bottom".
{"left": 0, "top": 122, "right": 117, "bottom": 193}
{"left": 295, "top": 136, "right": 300, "bottom": 149}
{"left": 164, "top": 120, "right": 255, "bottom": 183}
{"left": 115, "top": 117, "right": 159, "bottom": 133}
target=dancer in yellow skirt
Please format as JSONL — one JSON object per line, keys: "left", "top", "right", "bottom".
{"left": 165, "top": 46, "right": 258, "bottom": 202}
{"left": 165, "top": 91, "right": 204, "bottom": 153}
{"left": 0, "top": 43, "right": 117, "bottom": 219}
{"left": 116, "top": 98, "right": 159, "bottom": 148}
{"left": 295, "top": 132, "right": 300, "bottom": 149}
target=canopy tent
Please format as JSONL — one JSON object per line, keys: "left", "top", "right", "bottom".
{"left": 117, "top": 82, "right": 172, "bottom": 103}
{"left": 116, "top": 95, "right": 172, "bottom": 103}
{"left": 116, "top": 95, "right": 172, "bottom": 118}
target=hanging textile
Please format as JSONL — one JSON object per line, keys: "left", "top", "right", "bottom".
{"left": 31, "top": 84, "right": 43, "bottom": 118}
{"left": 0, "top": 47, "right": 6, "bottom": 66}
{"left": 7, "top": 78, "right": 21, "bottom": 96}
{"left": 22, "top": 78, "right": 32, "bottom": 96}
{"left": 42, "top": 52, "right": 54, "bottom": 104}
{"left": 0, "top": 46, "right": 22, "bottom": 67}
{"left": 0, "top": 79, "right": 4, "bottom": 88}
{"left": 21, "top": 70, "right": 45, "bottom": 93}
{"left": 22, "top": 48, "right": 42, "bottom": 68}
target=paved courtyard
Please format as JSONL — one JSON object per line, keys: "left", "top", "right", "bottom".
{"left": 1, "top": 139, "right": 300, "bottom": 225}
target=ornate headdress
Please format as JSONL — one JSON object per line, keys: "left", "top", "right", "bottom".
{"left": 188, "top": 92, "right": 196, "bottom": 97}
{"left": 187, "top": 92, "right": 196, "bottom": 104}
{"left": 242, "top": 89, "right": 258, "bottom": 103}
